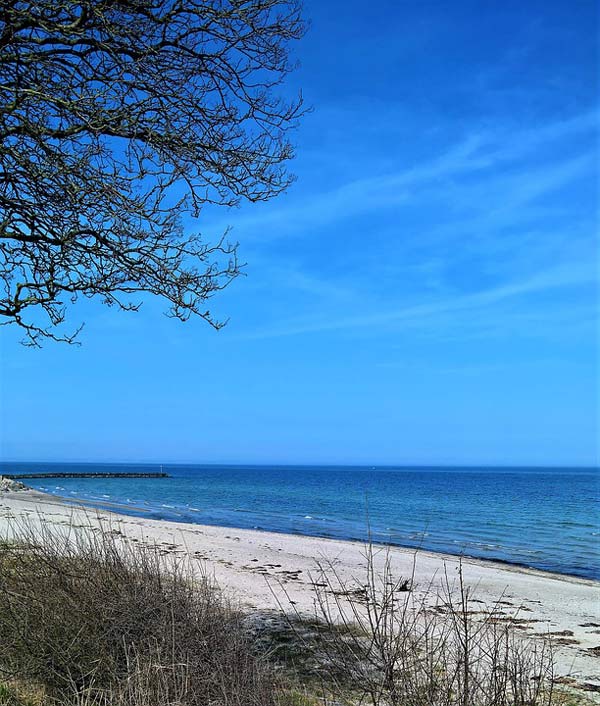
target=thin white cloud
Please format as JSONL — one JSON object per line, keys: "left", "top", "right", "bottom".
{"left": 232, "top": 261, "right": 596, "bottom": 340}
{"left": 211, "top": 107, "right": 597, "bottom": 346}
{"left": 205, "top": 108, "right": 598, "bottom": 240}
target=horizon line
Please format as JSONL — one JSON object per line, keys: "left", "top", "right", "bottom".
{"left": 1, "top": 459, "right": 598, "bottom": 471}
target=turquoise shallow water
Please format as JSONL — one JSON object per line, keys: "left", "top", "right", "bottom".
{"left": 2, "top": 462, "right": 598, "bottom": 580}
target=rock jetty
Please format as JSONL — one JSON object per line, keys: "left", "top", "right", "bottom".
{"left": 0, "top": 477, "right": 29, "bottom": 492}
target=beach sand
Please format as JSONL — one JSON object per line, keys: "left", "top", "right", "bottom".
{"left": 1, "top": 489, "right": 598, "bottom": 698}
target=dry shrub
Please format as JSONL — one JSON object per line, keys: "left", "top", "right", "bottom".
{"left": 275, "top": 544, "right": 556, "bottom": 706}
{"left": 0, "top": 515, "right": 561, "bottom": 706}
{"left": 0, "top": 516, "right": 278, "bottom": 705}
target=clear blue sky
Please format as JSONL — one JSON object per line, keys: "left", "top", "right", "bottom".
{"left": 1, "top": 0, "right": 597, "bottom": 466}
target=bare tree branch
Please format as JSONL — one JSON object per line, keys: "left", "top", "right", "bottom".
{"left": 0, "top": 0, "right": 306, "bottom": 345}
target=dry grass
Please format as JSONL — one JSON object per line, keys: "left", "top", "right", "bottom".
{"left": 0, "top": 516, "right": 572, "bottom": 706}
{"left": 0, "top": 517, "right": 278, "bottom": 705}
{"left": 273, "top": 544, "right": 558, "bottom": 706}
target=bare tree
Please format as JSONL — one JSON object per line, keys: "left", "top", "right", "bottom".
{"left": 0, "top": 0, "right": 305, "bottom": 344}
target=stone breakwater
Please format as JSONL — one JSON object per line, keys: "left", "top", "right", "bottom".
{"left": 1, "top": 472, "right": 169, "bottom": 479}
{"left": 0, "top": 478, "right": 29, "bottom": 492}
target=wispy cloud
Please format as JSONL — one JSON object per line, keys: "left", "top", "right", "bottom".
{"left": 200, "top": 103, "right": 599, "bottom": 355}
{"left": 206, "top": 109, "right": 597, "bottom": 241}
{"left": 231, "top": 260, "right": 596, "bottom": 341}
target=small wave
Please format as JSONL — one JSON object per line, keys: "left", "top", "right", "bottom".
{"left": 304, "top": 515, "right": 313, "bottom": 520}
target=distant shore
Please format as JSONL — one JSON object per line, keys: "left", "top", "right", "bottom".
{"left": 0, "top": 487, "right": 599, "bottom": 696}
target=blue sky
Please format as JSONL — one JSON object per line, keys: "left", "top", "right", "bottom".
{"left": 1, "top": 0, "right": 597, "bottom": 466}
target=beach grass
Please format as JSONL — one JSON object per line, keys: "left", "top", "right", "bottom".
{"left": 0, "top": 680, "right": 45, "bottom": 706}
{"left": 0, "top": 519, "right": 279, "bottom": 705}
{"left": 0, "top": 516, "right": 591, "bottom": 705}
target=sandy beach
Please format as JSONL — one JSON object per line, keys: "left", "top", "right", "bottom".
{"left": 1, "top": 488, "right": 598, "bottom": 698}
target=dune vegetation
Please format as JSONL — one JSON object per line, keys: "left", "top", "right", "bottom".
{"left": 0, "top": 518, "right": 586, "bottom": 706}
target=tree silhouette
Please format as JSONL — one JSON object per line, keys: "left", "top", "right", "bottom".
{"left": 0, "top": 0, "right": 305, "bottom": 344}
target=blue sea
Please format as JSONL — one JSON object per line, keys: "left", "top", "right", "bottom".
{"left": 2, "top": 462, "right": 598, "bottom": 580}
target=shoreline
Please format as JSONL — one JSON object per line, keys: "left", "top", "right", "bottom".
{"left": 33, "top": 489, "right": 599, "bottom": 584}
{"left": 1, "top": 488, "right": 599, "bottom": 695}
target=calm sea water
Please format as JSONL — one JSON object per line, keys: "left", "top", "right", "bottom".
{"left": 2, "top": 462, "right": 598, "bottom": 580}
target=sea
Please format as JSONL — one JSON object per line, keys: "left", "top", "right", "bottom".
{"left": 1, "top": 462, "right": 598, "bottom": 580}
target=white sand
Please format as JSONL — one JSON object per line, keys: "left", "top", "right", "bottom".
{"left": 1, "top": 489, "right": 598, "bottom": 697}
